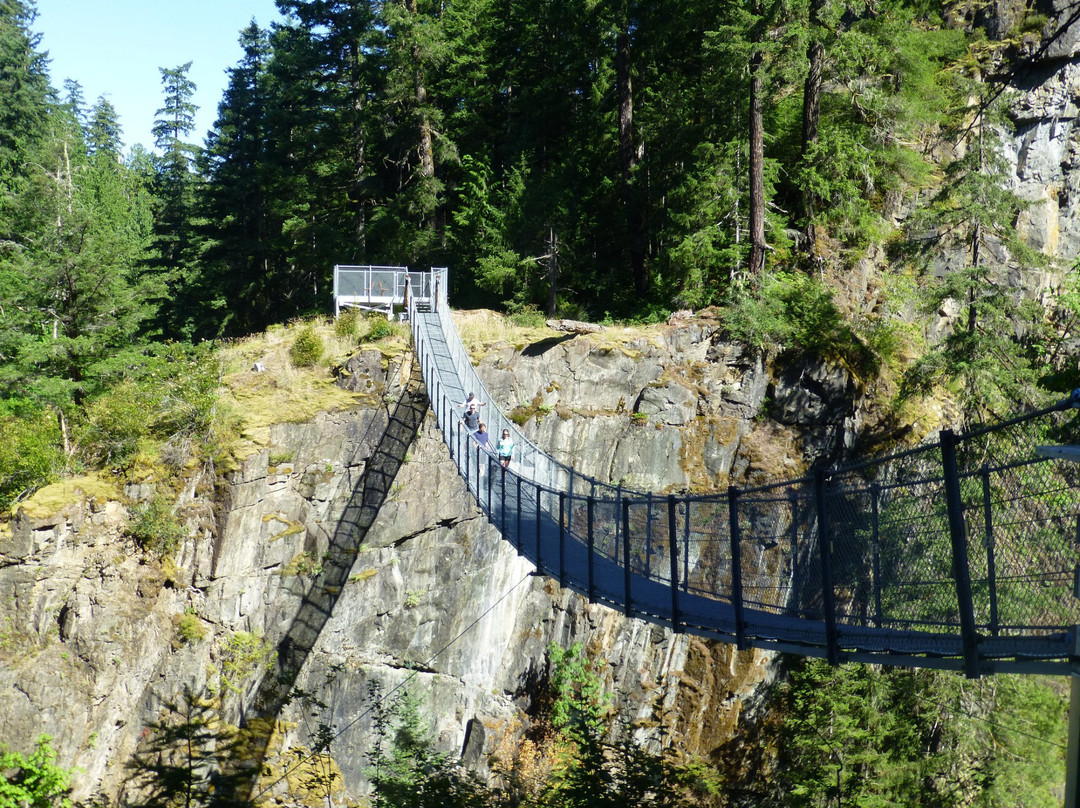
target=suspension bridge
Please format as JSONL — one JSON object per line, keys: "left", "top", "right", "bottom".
{"left": 336, "top": 265, "right": 1080, "bottom": 679}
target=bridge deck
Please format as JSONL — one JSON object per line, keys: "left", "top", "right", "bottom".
{"left": 405, "top": 270, "right": 1080, "bottom": 676}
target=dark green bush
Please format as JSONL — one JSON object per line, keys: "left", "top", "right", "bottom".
{"left": 361, "top": 316, "right": 397, "bottom": 343}
{"left": 290, "top": 326, "right": 325, "bottom": 366}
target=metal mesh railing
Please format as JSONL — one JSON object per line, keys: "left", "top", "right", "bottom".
{"left": 406, "top": 267, "right": 1080, "bottom": 670}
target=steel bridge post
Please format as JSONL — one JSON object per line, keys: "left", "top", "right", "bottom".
{"left": 558, "top": 492, "right": 566, "bottom": 588}
{"left": 668, "top": 494, "right": 682, "bottom": 634}
{"left": 622, "top": 498, "right": 633, "bottom": 617}
{"left": 1068, "top": 670, "right": 1080, "bottom": 808}
{"left": 728, "top": 486, "right": 747, "bottom": 650}
{"left": 871, "top": 483, "right": 882, "bottom": 629}
{"left": 981, "top": 465, "right": 999, "bottom": 636}
{"left": 535, "top": 482, "right": 543, "bottom": 571}
{"left": 941, "top": 429, "right": 981, "bottom": 678}
{"left": 586, "top": 497, "right": 596, "bottom": 602}
{"left": 814, "top": 470, "right": 839, "bottom": 666}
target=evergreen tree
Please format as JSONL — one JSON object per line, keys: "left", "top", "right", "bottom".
{"left": 87, "top": 95, "right": 123, "bottom": 160}
{"left": 200, "top": 22, "right": 275, "bottom": 336}
{"left": 151, "top": 62, "right": 202, "bottom": 337}
{"left": 0, "top": 0, "right": 52, "bottom": 237}
{"left": 901, "top": 93, "right": 1046, "bottom": 421}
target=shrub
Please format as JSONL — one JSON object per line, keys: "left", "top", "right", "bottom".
{"left": 77, "top": 381, "right": 156, "bottom": 467}
{"left": 0, "top": 734, "right": 73, "bottom": 808}
{"left": 0, "top": 407, "right": 62, "bottom": 511}
{"left": 290, "top": 326, "right": 325, "bottom": 367}
{"left": 335, "top": 307, "right": 361, "bottom": 338}
{"left": 507, "top": 304, "right": 546, "bottom": 329}
{"left": 724, "top": 271, "right": 879, "bottom": 378}
{"left": 128, "top": 495, "right": 186, "bottom": 556}
{"left": 361, "top": 316, "right": 401, "bottom": 343}
{"left": 175, "top": 607, "right": 206, "bottom": 644}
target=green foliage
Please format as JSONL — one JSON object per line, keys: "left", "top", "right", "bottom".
{"left": 900, "top": 103, "right": 1048, "bottom": 420}
{"left": 366, "top": 681, "right": 487, "bottom": 808}
{"left": 0, "top": 735, "right": 73, "bottom": 808}
{"left": 768, "top": 660, "right": 1067, "bottom": 807}
{"left": 361, "top": 317, "right": 402, "bottom": 344}
{"left": 175, "top": 607, "right": 206, "bottom": 645}
{"left": 218, "top": 631, "right": 273, "bottom": 697}
{"left": 335, "top": 308, "right": 362, "bottom": 339}
{"left": 506, "top": 305, "right": 547, "bottom": 329}
{"left": 0, "top": 404, "right": 62, "bottom": 510}
{"left": 289, "top": 326, "right": 325, "bottom": 367}
{"left": 128, "top": 495, "right": 186, "bottom": 557}
{"left": 73, "top": 343, "right": 220, "bottom": 469}
{"left": 724, "top": 271, "right": 881, "bottom": 378}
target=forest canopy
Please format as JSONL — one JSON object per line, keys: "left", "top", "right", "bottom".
{"left": 1, "top": 0, "right": 1076, "bottom": 497}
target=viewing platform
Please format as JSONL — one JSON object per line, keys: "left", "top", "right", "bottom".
{"left": 332, "top": 264, "right": 439, "bottom": 318}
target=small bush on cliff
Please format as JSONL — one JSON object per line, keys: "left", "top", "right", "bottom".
{"left": 0, "top": 403, "right": 62, "bottom": 511}
{"left": 128, "top": 495, "right": 186, "bottom": 556}
{"left": 290, "top": 326, "right": 325, "bottom": 367}
{"left": 724, "top": 271, "right": 883, "bottom": 379}
{"left": 335, "top": 307, "right": 361, "bottom": 338}
{"left": 360, "top": 316, "right": 405, "bottom": 343}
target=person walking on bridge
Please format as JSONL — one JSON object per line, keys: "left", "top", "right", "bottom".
{"left": 457, "top": 392, "right": 486, "bottom": 411}
{"left": 461, "top": 401, "right": 481, "bottom": 432}
{"left": 496, "top": 429, "right": 514, "bottom": 469}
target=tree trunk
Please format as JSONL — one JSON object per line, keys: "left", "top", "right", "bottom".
{"left": 748, "top": 9, "right": 766, "bottom": 277}
{"left": 617, "top": 18, "right": 646, "bottom": 294}
{"left": 407, "top": 0, "right": 436, "bottom": 233}
{"left": 547, "top": 228, "right": 559, "bottom": 316}
{"left": 801, "top": 0, "right": 825, "bottom": 238}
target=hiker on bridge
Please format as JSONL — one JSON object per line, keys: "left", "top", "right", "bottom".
{"left": 474, "top": 422, "right": 491, "bottom": 449}
{"left": 458, "top": 392, "right": 486, "bottom": 411}
{"left": 496, "top": 429, "right": 515, "bottom": 468}
{"left": 461, "top": 401, "right": 482, "bottom": 432}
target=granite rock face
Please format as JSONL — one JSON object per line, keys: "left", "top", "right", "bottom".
{"left": 0, "top": 325, "right": 861, "bottom": 805}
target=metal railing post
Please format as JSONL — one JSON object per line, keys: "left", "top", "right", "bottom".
{"left": 814, "top": 469, "right": 839, "bottom": 665}
{"left": 981, "top": 466, "right": 999, "bottom": 636}
{"left": 587, "top": 497, "right": 596, "bottom": 601}
{"left": 871, "top": 483, "right": 882, "bottom": 629}
{"left": 941, "top": 429, "right": 980, "bottom": 678}
{"left": 535, "top": 482, "right": 544, "bottom": 571}
{"left": 728, "top": 486, "right": 747, "bottom": 650}
{"left": 645, "top": 492, "right": 653, "bottom": 578}
{"left": 558, "top": 492, "right": 566, "bottom": 587}
{"left": 622, "top": 498, "right": 633, "bottom": 616}
{"left": 669, "top": 494, "right": 682, "bottom": 633}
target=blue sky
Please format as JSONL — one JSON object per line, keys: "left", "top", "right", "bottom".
{"left": 35, "top": 0, "right": 284, "bottom": 153}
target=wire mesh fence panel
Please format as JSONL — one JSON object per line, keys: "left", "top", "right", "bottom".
{"left": 409, "top": 269, "right": 1080, "bottom": 667}
{"left": 683, "top": 498, "right": 733, "bottom": 602}
{"left": 956, "top": 413, "right": 1080, "bottom": 633}
{"left": 735, "top": 489, "right": 800, "bottom": 614}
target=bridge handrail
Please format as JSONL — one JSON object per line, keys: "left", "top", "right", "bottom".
{"left": 405, "top": 269, "right": 1080, "bottom": 674}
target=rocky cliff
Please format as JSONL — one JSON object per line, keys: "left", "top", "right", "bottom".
{"left": 0, "top": 310, "right": 871, "bottom": 805}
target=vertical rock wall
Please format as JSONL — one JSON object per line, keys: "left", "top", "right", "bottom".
{"left": 0, "top": 321, "right": 859, "bottom": 805}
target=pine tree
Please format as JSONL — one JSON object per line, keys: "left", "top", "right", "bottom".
{"left": 150, "top": 62, "right": 202, "bottom": 337}
{"left": 200, "top": 22, "right": 276, "bottom": 335}
{"left": 87, "top": 95, "right": 123, "bottom": 160}
{"left": 901, "top": 94, "right": 1046, "bottom": 421}
{"left": 0, "top": 0, "right": 52, "bottom": 237}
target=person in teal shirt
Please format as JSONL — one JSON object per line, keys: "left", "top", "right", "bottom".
{"left": 496, "top": 429, "right": 514, "bottom": 468}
